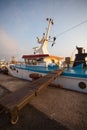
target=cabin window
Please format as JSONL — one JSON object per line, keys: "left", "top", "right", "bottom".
{"left": 37, "top": 58, "right": 43, "bottom": 62}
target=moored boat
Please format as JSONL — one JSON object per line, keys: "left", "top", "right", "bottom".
{"left": 7, "top": 18, "right": 63, "bottom": 80}
{"left": 7, "top": 18, "right": 87, "bottom": 93}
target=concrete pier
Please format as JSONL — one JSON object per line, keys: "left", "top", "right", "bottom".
{"left": 0, "top": 73, "right": 87, "bottom": 129}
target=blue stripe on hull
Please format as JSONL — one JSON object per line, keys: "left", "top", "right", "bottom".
{"left": 15, "top": 64, "right": 87, "bottom": 78}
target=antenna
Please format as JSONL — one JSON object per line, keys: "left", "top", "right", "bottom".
{"left": 51, "top": 37, "right": 56, "bottom": 47}
{"left": 35, "top": 18, "right": 54, "bottom": 54}
{"left": 45, "top": 18, "right": 54, "bottom": 40}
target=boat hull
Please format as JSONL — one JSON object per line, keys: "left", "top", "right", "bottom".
{"left": 53, "top": 76, "right": 87, "bottom": 93}
{"left": 8, "top": 66, "right": 87, "bottom": 93}
{"left": 8, "top": 66, "right": 46, "bottom": 81}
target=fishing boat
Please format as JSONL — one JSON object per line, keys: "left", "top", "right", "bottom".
{"left": 7, "top": 18, "right": 63, "bottom": 79}
{"left": 7, "top": 18, "right": 87, "bottom": 93}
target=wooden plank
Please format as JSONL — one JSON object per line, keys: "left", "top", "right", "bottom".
{"left": 0, "top": 85, "right": 35, "bottom": 110}
{"left": 0, "top": 69, "right": 64, "bottom": 110}
{"left": 29, "top": 69, "right": 64, "bottom": 92}
{"left": 0, "top": 69, "right": 64, "bottom": 124}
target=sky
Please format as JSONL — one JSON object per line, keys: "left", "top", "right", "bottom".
{"left": 0, "top": 0, "right": 87, "bottom": 61}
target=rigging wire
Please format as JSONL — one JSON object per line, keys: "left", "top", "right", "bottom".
{"left": 50, "top": 19, "right": 87, "bottom": 46}
{"left": 50, "top": 20, "right": 87, "bottom": 39}
{"left": 55, "top": 20, "right": 87, "bottom": 38}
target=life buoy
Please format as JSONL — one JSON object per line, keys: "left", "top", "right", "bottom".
{"left": 78, "top": 82, "right": 86, "bottom": 89}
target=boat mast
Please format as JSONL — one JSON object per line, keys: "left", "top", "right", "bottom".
{"left": 35, "top": 18, "right": 53, "bottom": 54}
{"left": 45, "top": 18, "right": 54, "bottom": 41}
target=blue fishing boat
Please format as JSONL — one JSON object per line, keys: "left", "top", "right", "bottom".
{"left": 7, "top": 18, "right": 87, "bottom": 93}
{"left": 7, "top": 18, "right": 63, "bottom": 79}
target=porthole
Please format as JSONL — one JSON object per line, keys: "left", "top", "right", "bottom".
{"left": 78, "top": 82, "right": 86, "bottom": 89}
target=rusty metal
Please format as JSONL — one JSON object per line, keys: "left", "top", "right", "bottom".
{"left": 10, "top": 107, "right": 19, "bottom": 125}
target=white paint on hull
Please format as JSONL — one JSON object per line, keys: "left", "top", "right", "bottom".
{"left": 53, "top": 76, "right": 87, "bottom": 93}
{"left": 8, "top": 66, "right": 46, "bottom": 81}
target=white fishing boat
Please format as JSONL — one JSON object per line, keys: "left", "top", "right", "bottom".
{"left": 7, "top": 18, "right": 63, "bottom": 79}
{"left": 7, "top": 18, "right": 87, "bottom": 93}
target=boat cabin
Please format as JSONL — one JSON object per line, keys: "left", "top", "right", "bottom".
{"left": 22, "top": 54, "right": 63, "bottom": 67}
{"left": 22, "top": 54, "right": 49, "bottom": 66}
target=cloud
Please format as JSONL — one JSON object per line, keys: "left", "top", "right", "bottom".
{"left": 0, "top": 29, "right": 20, "bottom": 60}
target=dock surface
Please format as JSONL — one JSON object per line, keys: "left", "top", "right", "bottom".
{"left": 0, "top": 73, "right": 87, "bottom": 130}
